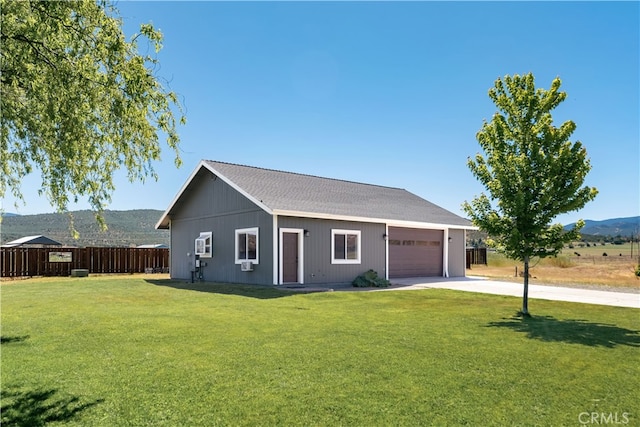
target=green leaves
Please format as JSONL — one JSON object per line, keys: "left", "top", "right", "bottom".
{"left": 463, "top": 73, "right": 598, "bottom": 262}
{"left": 0, "top": 0, "right": 185, "bottom": 229}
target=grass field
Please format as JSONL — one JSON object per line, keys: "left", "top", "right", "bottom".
{"left": 468, "top": 245, "right": 640, "bottom": 289}
{"left": 1, "top": 275, "right": 639, "bottom": 426}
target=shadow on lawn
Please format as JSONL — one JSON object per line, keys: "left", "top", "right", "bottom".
{"left": 0, "top": 335, "right": 30, "bottom": 344}
{"left": 487, "top": 314, "right": 640, "bottom": 348}
{"left": 145, "top": 279, "right": 295, "bottom": 299}
{"left": 0, "top": 386, "right": 103, "bottom": 426}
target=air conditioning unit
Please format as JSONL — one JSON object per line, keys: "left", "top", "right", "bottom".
{"left": 241, "top": 261, "right": 253, "bottom": 272}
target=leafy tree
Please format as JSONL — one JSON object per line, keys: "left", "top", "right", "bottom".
{"left": 463, "top": 73, "right": 597, "bottom": 316}
{"left": 1, "top": 0, "right": 185, "bottom": 230}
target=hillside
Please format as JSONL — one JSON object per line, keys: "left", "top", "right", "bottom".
{"left": 467, "top": 216, "right": 639, "bottom": 247}
{"left": 0, "top": 210, "right": 169, "bottom": 247}
{"left": 3, "top": 212, "right": 637, "bottom": 248}
{"left": 563, "top": 216, "right": 639, "bottom": 237}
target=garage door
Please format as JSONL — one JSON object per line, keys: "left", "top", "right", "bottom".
{"left": 388, "top": 227, "right": 443, "bottom": 278}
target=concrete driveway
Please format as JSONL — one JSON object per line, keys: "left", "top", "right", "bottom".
{"left": 380, "top": 276, "right": 640, "bottom": 309}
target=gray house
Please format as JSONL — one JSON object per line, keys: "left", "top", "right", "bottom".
{"left": 156, "top": 160, "right": 475, "bottom": 285}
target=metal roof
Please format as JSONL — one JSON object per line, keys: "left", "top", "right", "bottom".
{"left": 2, "top": 235, "right": 62, "bottom": 247}
{"left": 156, "top": 160, "right": 474, "bottom": 230}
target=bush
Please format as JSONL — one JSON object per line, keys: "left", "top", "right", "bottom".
{"left": 352, "top": 269, "right": 391, "bottom": 288}
{"left": 635, "top": 265, "right": 640, "bottom": 278}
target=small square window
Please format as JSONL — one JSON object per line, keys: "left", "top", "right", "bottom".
{"left": 331, "top": 229, "right": 361, "bottom": 264}
{"left": 195, "top": 232, "right": 212, "bottom": 258}
{"left": 235, "top": 227, "right": 259, "bottom": 264}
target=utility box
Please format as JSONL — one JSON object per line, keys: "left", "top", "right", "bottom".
{"left": 70, "top": 269, "right": 89, "bottom": 277}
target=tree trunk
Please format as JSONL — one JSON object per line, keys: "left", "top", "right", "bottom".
{"left": 522, "top": 255, "right": 530, "bottom": 316}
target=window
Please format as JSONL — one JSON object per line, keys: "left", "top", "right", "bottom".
{"left": 195, "top": 232, "right": 212, "bottom": 258}
{"left": 331, "top": 229, "right": 361, "bottom": 264}
{"left": 235, "top": 227, "right": 259, "bottom": 264}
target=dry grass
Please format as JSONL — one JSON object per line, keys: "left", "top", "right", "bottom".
{"left": 468, "top": 252, "right": 640, "bottom": 290}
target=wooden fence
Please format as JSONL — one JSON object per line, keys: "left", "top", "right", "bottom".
{"left": 466, "top": 247, "right": 487, "bottom": 268}
{"left": 1, "top": 247, "right": 169, "bottom": 278}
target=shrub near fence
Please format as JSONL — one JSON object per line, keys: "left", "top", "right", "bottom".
{"left": 0, "top": 247, "right": 169, "bottom": 278}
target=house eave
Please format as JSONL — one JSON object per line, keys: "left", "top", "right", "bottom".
{"left": 155, "top": 160, "right": 275, "bottom": 230}
{"left": 155, "top": 159, "right": 478, "bottom": 232}
{"left": 272, "top": 209, "right": 477, "bottom": 230}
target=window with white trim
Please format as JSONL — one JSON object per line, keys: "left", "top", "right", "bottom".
{"left": 331, "top": 229, "right": 361, "bottom": 264}
{"left": 235, "top": 227, "right": 259, "bottom": 264}
{"left": 195, "top": 232, "right": 212, "bottom": 258}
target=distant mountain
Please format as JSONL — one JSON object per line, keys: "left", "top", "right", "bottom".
{"left": 466, "top": 216, "right": 639, "bottom": 246}
{"left": 0, "top": 212, "right": 21, "bottom": 217}
{"left": 0, "top": 209, "right": 168, "bottom": 247}
{"left": 564, "top": 216, "right": 640, "bottom": 237}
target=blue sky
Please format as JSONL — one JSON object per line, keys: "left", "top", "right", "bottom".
{"left": 4, "top": 1, "right": 639, "bottom": 225}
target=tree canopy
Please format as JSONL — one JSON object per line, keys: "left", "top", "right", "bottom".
{"left": 1, "top": 0, "right": 185, "bottom": 228}
{"left": 463, "top": 73, "right": 598, "bottom": 315}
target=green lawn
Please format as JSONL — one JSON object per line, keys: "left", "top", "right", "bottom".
{"left": 1, "top": 276, "right": 639, "bottom": 426}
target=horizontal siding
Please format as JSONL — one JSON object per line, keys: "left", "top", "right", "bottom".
{"left": 278, "top": 217, "right": 386, "bottom": 285}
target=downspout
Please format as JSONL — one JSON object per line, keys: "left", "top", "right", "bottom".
{"left": 443, "top": 228, "right": 449, "bottom": 278}
{"left": 272, "top": 215, "right": 278, "bottom": 285}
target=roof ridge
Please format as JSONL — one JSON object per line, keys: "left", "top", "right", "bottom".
{"left": 205, "top": 160, "right": 407, "bottom": 191}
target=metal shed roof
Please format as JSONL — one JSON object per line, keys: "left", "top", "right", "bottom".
{"left": 2, "top": 235, "right": 62, "bottom": 247}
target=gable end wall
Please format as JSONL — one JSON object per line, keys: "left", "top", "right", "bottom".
{"left": 168, "top": 170, "right": 273, "bottom": 284}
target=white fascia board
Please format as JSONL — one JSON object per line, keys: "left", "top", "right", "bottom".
{"left": 155, "top": 160, "right": 275, "bottom": 230}
{"left": 272, "top": 209, "right": 478, "bottom": 231}
{"left": 386, "top": 220, "right": 479, "bottom": 231}
{"left": 201, "top": 162, "right": 274, "bottom": 215}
